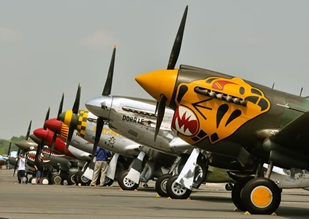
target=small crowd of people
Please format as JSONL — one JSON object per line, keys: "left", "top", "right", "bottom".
{"left": 16, "top": 146, "right": 112, "bottom": 186}
{"left": 16, "top": 154, "right": 45, "bottom": 184}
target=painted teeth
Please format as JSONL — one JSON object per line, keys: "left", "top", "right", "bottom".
{"left": 174, "top": 106, "right": 196, "bottom": 136}
{"left": 175, "top": 119, "right": 193, "bottom": 135}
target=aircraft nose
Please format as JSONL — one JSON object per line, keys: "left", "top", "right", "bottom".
{"left": 15, "top": 141, "right": 31, "bottom": 150}
{"left": 29, "top": 134, "right": 41, "bottom": 144}
{"left": 85, "top": 96, "right": 110, "bottom": 118}
{"left": 45, "top": 118, "right": 62, "bottom": 132}
{"left": 33, "top": 128, "right": 48, "bottom": 140}
{"left": 135, "top": 69, "right": 178, "bottom": 106}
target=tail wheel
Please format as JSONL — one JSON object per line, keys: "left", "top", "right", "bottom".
{"left": 117, "top": 170, "right": 139, "bottom": 190}
{"left": 231, "top": 176, "right": 253, "bottom": 211}
{"left": 242, "top": 177, "right": 281, "bottom": 214}
{"left": 155, "top": 174, "right": 172, "bottom": 197}
{"left": 166, "top": 175, "right": 192, "bottom": 199}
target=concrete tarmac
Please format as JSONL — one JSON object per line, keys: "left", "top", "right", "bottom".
{"left": 1, "top": 169, "right": 309, "bottom": 219}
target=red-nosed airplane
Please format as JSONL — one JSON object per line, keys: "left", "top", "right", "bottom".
{"left": 135, "top": 5, "right": 309, "bottom": 214}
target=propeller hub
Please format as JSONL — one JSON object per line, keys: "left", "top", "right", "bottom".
{"left": 29, "top": 134, "right": 41, "bottom": 144}
{"left": 45, "top": 118, "right": 62, "bottom": 132}
{"left": 135, "top": 69, "right": 178, "bottom": 107}
{"left": 33, "top": 128, "right": 48, "bottom": 140}
{"left": 59, "top": 110, "right": 78, "bottom": 128}
{"left": 85, "top": 96, "right": 112, "bottom": 119}
{"left": 15, "top": 140, "right": 37, "bottom": 151}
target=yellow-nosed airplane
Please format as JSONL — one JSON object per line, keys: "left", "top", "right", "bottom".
{"left": 136, "top": 5, "right": 309, "bottom": 215}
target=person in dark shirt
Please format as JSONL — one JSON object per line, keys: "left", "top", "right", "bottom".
{"left": 90, "top": 146, "right": 112, "bottom": 186}
{"left": 34, "top": 157, "right": 44, "bottom": 184}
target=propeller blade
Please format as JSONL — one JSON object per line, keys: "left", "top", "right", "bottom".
{"left": 154, "top": 101, "right": 159, "bottom": 115}
{"left": 25, "top": 120, "right": 32, "bottom": 140}
{"left": 65, "top": 84, "right": 81, "bottom": 151}
{"left": 154, "top": 94, "right": 167, "bottom": 141}
{"left": 92, "top": 117, "right": 104, "bottom": 157}
{"left": 35, "top": 139, "right": 44, "bottom": 164}
{"left": 7, "top": 142, "right": 11, "bottom": 157}
{"left": 57, "top": 93, "right": 64, "bottom": 120}
{"left": 102, "top": 46, "right": 116, "bottom": 96}
{"left": 66, "top": 123, "right": 75, "bottom": 150}
{"left": 72, "top": 84, "right": 81, "bottom": 114}
{"left": 49, "top": 132, "right": 57, "bottom": 157}
{"left": 167, "top": 5, "right": 188, "bottom": 70}
{"left": 43, "top": 108, "right": 50, "bottom": 130}
{"left": 13, "top": 148, "right": 21, "bottom": 176}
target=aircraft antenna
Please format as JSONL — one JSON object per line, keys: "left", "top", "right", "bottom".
{"left": 272, "top": 82, "right": 275, "bottom": 89}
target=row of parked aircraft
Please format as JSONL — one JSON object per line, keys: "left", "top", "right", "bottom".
{"left": 7, "top": 5, "right": 309, "bottom": 215}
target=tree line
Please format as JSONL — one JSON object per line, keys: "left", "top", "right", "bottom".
{"left": 0, "top": 136, "right": 25, "bottom": 155}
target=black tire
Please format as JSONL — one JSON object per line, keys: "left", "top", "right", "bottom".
{"left": 67, "top": 172, "right": 76, "bottom": 185}
{"left": 74, "top": 172, "right": 81, "bottom": 185}
{"left": 242, "top": 177, "right": 281, "bottom": 215}
{"left": 166, "top": 175, "right": 192, "bottom": 199}
{"left": 117, "top": 170, "right": 139, "bottom": 190}
{"left": 155, "top": 174, "right": 172, "bottom": 197}
{"left": 104, "top": 176, "right": 114, "bottom": 186}
{"left": 231, "top": 176, "right": 253, "bottom": 211}
{"left": 76, "top": 172, "right": 91, "bottom": 186}
{"left": 50, "top": 174, "right": 62, "bottom": 185}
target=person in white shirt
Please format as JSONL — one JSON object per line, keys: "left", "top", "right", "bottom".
{"left": 17, "top": 154, "right": 26, "bottom": 183}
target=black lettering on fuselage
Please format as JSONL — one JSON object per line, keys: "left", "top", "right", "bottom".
{"left": 122, "top": 115, "right": 144, "bottom": 124}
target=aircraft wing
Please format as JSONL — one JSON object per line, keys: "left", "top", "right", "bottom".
{"left": 270, "top": 111, "right": 309, "bottom": 152}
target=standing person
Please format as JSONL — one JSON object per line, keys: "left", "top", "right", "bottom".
{"left": 17, "top": 154, "right": 26, "bottom": 183}
{"left": 34, "top": 157, "right": 44, "bottom": 184}
{"left": 90, "top": 146, "right": 111, "bottom": 187}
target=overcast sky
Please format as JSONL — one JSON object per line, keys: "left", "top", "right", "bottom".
{"left": 1, "top": 1, "right": 309, "bottom": 140}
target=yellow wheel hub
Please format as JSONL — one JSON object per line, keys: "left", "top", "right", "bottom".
{"left": 250, "top": 186, "right": 272, "bottom": 208}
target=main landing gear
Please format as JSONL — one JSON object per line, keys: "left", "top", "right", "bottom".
{"left": 231, "top": 162, "right": 282, "bottom": 214}
{"left": 117, "top": 170, "right": 139, "bottom": 190}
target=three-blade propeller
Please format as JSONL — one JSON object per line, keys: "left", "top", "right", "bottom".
{"left": 154, "top": 5, "right": 188, "bottom": 141}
